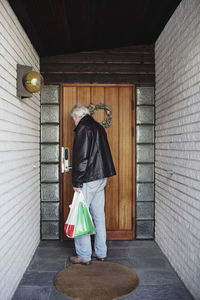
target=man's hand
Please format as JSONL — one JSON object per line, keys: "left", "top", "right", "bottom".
{"left": 73, "top": 187, "right": 81, "bottom": 192}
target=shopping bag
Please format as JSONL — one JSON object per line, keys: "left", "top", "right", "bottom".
{"left": 64, "top": 191, "right": 95, "bottom": 238}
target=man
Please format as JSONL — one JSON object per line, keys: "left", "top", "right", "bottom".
{"left": 69, "top": 103, "right": 116, "bottom": 265}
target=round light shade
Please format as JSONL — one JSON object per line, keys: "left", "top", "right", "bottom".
{"left": 23, "top": 71, "right": 44, "bottom": 93}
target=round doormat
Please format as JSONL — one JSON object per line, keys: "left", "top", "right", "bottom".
{"left": 54, "top": 261, "right": 139, "bottom": 300}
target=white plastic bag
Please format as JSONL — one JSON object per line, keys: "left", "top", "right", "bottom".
{"left": 64, "top": 191, "right": 95, "bottom": 238}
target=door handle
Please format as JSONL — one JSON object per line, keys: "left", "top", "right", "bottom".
{"left": 61, "top": 147, "right": 72, "bottom": 173}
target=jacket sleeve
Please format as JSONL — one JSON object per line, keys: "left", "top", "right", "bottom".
{"left": 72, "top": 126, "right": 92, "bottom": 187}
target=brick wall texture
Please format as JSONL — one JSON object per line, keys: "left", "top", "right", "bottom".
{"left": 155, "top": 0, "right": 200, "bottom": 299}
{"left": 0, "top": 1, "right": 40, "bottom": 299}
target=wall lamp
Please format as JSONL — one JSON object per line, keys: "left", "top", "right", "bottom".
{"left": 17, "top": 64, "right": 44, "bottom": 99}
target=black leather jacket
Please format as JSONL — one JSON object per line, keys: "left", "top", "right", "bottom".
{"left": 72, "top": 115, "right": 116, "bottom": 187}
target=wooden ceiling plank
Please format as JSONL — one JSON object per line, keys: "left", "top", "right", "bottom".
{"left": 8, "top": 0, "right": 182, "bottom": 56}
{"left": 80, "top": 0, "right": 90, "bottom": 50}
{"left": 50, "top": 0, "right": 71, "bottom": 51}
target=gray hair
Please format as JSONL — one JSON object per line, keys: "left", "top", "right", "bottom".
{"left": 70, "top": 103, "right": 90, "bottom": 119}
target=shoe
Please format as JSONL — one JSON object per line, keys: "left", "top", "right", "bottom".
{"left": 92, "top": 252, "right": 107, "bottom": 261}
{"left": 69, "top": 256, "right": 92, "bottom": 265}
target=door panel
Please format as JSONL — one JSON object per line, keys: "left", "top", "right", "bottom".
{"left": 105, "top": 87, "right": 119, "bottom": 230}
{"left": 119, "top": 87, "right": 133, "bottom": 230}
{"left": 77, "top": 86, "right": 91, "bottom": 105}
{"left": 60, "top": 84, "right": 135, "bottom": 240}
{"left": 62, "top": 87, "right": 76, "bottom": 227}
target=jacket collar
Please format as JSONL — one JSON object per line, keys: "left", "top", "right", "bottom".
{"left": 74, "top": 115, "right": 92, "bottom": 131}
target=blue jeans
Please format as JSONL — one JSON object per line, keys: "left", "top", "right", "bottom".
{"left": 74, "top": 178, "right": 107, "bottom": 261}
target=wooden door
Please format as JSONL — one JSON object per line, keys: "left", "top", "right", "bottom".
{"left": 60, "top": 84, "right": 135, "bottom": 240}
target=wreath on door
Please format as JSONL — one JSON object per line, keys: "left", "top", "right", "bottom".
{"left": 88, "top": 103, "right": 112, "bottom": 128}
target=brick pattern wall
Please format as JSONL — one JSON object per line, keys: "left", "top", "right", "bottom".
{"left": 0, "top": 1, "right": 40, "bottom": 299}
{"left": 155, "top": 0, "right": 200, "bottom": 299}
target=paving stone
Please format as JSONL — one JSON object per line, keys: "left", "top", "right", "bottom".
{"left": 27, "top": 256, "right": 66, "bottom": 272}
{"left": 121, "top": 284, "right": 194, "bottom": 300}
{"left": 20, "top": 271, "right": 57, "bottom": 287}
{"left": 108, "top": 240, "right": 157, "bottom": 249}
{"left": 108, "top": 257, "right": 172, "bottom": 270}
{"left": 12, "top": 286, "right": 51, "bottom": 300}
{"left": 36, "top": 246, "right": 74, "bottom": 258}
{"left": 134, "top": 268, "right": 181, "bottom": 285}
{"left": 134, "top": 256, "right": 172, "bottom": 269}
{"left": 39, "top": 240, "right": 74, "bottom": 248}
{"left": 49, "top": 286, "right": 73, "bottom": 300}
{"left": 128, "top": 246, "right": 163, "bottom": 258}
{"left": 107, "top": 248, "right": 130, "bottom": 259}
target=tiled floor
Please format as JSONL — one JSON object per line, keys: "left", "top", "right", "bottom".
{"left": 12, "top": 240, "right": 194, "bottom": 300}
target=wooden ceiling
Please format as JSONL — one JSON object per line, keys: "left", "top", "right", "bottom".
{"left": 8, "top": 0, "right": 182, "bottom": 57}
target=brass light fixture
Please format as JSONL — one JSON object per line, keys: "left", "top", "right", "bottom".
{"left": 17, "top": 64, "right": 44, "bottom": 99}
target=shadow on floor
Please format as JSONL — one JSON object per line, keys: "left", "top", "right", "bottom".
{"left": 12, "top": 240, "right": 194, "bottom": 300}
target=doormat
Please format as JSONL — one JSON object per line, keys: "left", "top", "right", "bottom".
{"left": 54, "top": 261, "right": 139, "bottom": 300}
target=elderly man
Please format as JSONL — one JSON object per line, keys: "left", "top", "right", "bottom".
{"left": 69, "top": 103, "right": 116, "bottom": 265}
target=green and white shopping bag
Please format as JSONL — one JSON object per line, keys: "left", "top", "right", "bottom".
{"left": 64, "top": 191, "right": 96, "bottom": 238}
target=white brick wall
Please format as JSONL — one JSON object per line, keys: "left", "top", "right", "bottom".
{"left": 0, "top": 1, "right": 40, "bottom": 299}
{"left": 155, "top": 0, "right": 200, "bottom": 299}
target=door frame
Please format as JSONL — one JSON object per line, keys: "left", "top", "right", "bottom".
{"left": 59, "top": 83, "right": 136, "bottom": 241}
